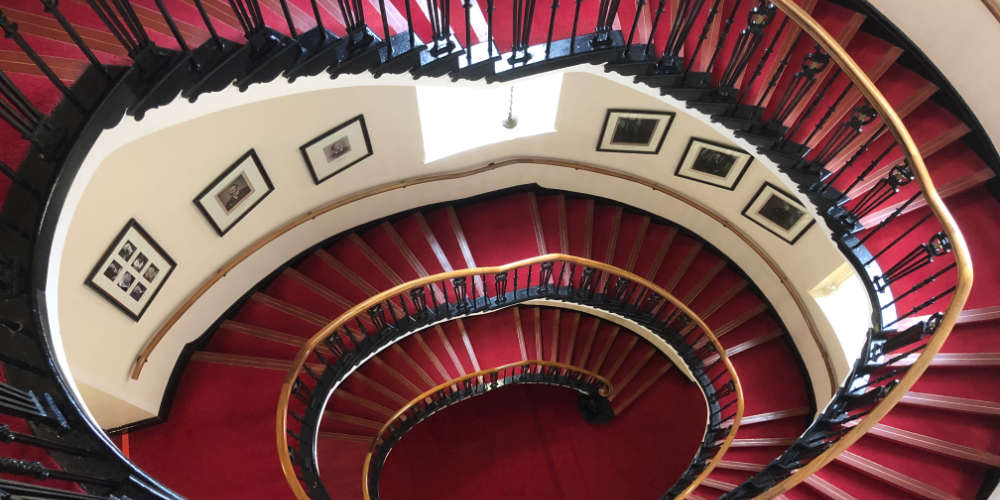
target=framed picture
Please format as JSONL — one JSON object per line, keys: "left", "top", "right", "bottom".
{"left": 86, "top": 219, "right": 176, "bottom": 321}
{"left": 596, "top": 109, "right": 675, "bottom": 154}
{"left": 300, "top": 114, "right": 373, "bottom": 184}
{"left": 674, "top": 137, "right": 753, "bottom": 190}
{"left": 194, "top": 149, "right": 274, "bottom": 236}
{"left": 742, "top": 182, "right": 816, "bottom": 244}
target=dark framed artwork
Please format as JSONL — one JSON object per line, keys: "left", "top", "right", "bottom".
{"left": 596, "top": 109, "right": 675, "bottom": 154}
{"left": 194, "top": 149, "right": 274, "bottom": 236}
{"left": 85, "top": 219, "right": 176, "bottom": 321}
{"left": 674, "top": 137, "right": 753, "bottom": 190}
{"left": 742, "top": 182, "right": 816, "bottom": 244}
{"left": 300, "top": 114, "right": 373, "bottom": 184}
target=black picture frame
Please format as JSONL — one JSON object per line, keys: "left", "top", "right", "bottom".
{"left": 595, "top": 109, "right": 675, "bottom": 155}
{"left": 673, "top": 137, "right": 753, "bottom": 191}
{"left": 741, "top": 182, "right": 816, "bottom": 245}
{"left": 85, "top": 219, "right": 177, "bottom": 321}
{"left": 193, "top": 149, "right": 274, "bottom": 236}
{"left": 299, "top": 114, "right": 374, "bottom": 185}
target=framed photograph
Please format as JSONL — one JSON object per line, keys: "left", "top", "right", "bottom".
{"left": 674, "top": 137, "right": 753, "bottom": 190}
{"left": 85, "top": 219, "right": 176, "bottom": 321}
{"left": 596, "top": 109, "right": 675, "bottom": 154}
{"left": 300, "top": 114, "right": 373, "bottom": 184}
{"left": 194, "top": 149, "right": 274, "bottom": 236}
{"left": 742, "top": 182, "right": 816, "bottom": 245}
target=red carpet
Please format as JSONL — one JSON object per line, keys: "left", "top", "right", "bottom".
{"left": 376, "top": 383, "right": 705, "bottom": 500}
{"left": 1, "top": 0, "right": 997, "bottom": 498}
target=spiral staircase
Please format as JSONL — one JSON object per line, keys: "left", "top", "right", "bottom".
{"left": 0, "top": 0, "right": 997, "bottom": 499}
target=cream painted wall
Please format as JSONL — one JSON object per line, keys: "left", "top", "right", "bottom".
{"left": 868, "top": 0, "right": 1000, "bottom": 151}
{"left": 48, "top": 68, "right": 869, "bottom": 428}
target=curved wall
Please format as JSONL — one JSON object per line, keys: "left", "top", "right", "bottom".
{"left": 867, "top": 0, "right": 1000, "bottom": 153}
{"left": 46, "top": 67, "right": 869, "bottom": 428}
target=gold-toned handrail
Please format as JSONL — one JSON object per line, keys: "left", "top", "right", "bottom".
{"left": 276, "top": 254, "right": 744, "bottom": 500}
{"left": 360, "top": 359, "right": 614, "bottom": 500}
{"left": 748, "top": 2, "right": 973, "bottom": 497}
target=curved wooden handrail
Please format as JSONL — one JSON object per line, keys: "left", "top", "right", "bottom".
{"left": 276, "top": 254, "right": 744, "bottom": 500}
{"left": 748, "top": 1, "right": 974, "bottom": 497}
{"left": 132, "top": 158, "right": 834, "bottom": 394}
{"left": 360, "top": 359, "right": 614, "bottom": 500}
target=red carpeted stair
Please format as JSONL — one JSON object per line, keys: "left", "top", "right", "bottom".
{"left": 2, "top": 0, "right": 999, "bottom": 498}
{"left": 120, "top": 190, "right": 809, "bottom": 499}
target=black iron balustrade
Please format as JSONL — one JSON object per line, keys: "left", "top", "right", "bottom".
{"left": 723, "top": 313, "right": 943, "bottom": 499}
{"left": 363, "top": 360, "right": 612, "bottom": 499}
{"left": 0, "top": 0, "right": 980, "bottom": 498}
{"left": 277, "top": 256, "right": 742, "bottom": 499}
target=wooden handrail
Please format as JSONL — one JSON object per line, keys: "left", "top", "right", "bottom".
{"left": 360, "top": 359, "right": 614, "bottom": 500}
{"left": 276, "top": 254, "right": 744, "bottom": 500}
{"left": 748, "top": 1, "right": 974, "bottom": 497}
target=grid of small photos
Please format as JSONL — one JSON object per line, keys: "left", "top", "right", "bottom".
{"left": 86, "top": 219, "right": 176, "bottom": 321}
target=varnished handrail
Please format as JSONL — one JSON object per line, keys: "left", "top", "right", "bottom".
{"left": 360, "top": 359, "right": 614, "bottom": 500}
{"left": 276, "top": 254, "right": 744, "bottom": 500}
{"left": 748, "top": 1, "right": 973, "bottom": 498}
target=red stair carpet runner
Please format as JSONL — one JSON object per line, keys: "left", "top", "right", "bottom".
{"left": 0, "top": 0, "right": 998, "bottom": 498}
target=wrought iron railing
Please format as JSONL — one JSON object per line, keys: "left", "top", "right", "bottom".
{"left": 0, "top": 0, "right": 978, "bottom": 498}
{"left": 275, "top": 254, "right": 743, "bottom": 499}
{"left": 362, "top": 360, "right": 613, "bottom": 499}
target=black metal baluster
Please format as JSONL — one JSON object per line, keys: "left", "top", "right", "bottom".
{"left": 110, "top": 0, "right": 150, "bottom": 46}
{"left": 592, "top": 0, "right": 622, "bottom": 47}
{"left": 87, "top": 0, "right": 139, "bottom": 54}
{"left": 278, "top": 0, "right": 299, "bottom": 39}
{"left": 642, "top": 0, "right": 667, "bottom": 58}
{"left": 153, "top": 0, "right": 192, "bottom": 53}
{"left": 884, "top": 286, "right": 954, "bottom": 329}
{"left": 228, "top": 0, "right": 254, "bottom": 34}
{"left": 880, "top": 262, "right": 956, "bottom": 311}
{"left": 569, "top": 0, "right": 583, "bottom": 53}
{"left": 754, "top": 31, "right": 801, "bottom": 109}
{"left": 833, "top": 139, "right": 896, "bottom": 202}
{"left": 40, "top": 0, "right": 112, "bottom": 80}
{"left": 873, "top": 232, "right": 951, "bottom": 292}
{"left": 495, "top": 271, "right": 508, "bottom": 302}
{"left": 378, "top": 0, "right": 392, "bottom": 58}
{"left": 683, "top": 0, "right": 722, "bottom": 79}
{"left": 756, "top": 43, "right": 828, "bottom": 127}
{"left": 545, "top": 0, "right": 559, "bottom": 57}
{"left": 850, "top": 191, "right": 921, "bottom": 249}
{"left": 621, "top": 0, "right": 646, "bottom": 57}
{"left": 733, "top": 16, "right": 790, "bottom": 109}
{"left": 804, "top": 105, "right": 877, "bottom": 170}
{"left": 487, "top": 0, "right": 496, "bottom": 57}
{"left": 656, "top": 0, "right": 707, "bottom": 74}
{"left": 427, "top": 0, "right": 454, "bottom": 55}
{"left": 815, "top": 125, "right": 887, "bottom": 194}
{"left": 864, "top": 213, "right": 932, "bottom": 266}
{"left": 510, "top": 0, "right": 538, "bottom": 61}
{"left": 0, "top": 161, "right": 38, "bottom": 199}
{"left": 0, "top": 12, "right": 85, "bottom": 111}
{"left": 464, "top": 0, "right": 473, "bottom": 62}
{"left": 701, "top": 0, "right": 741, "bottom": 74}
{"left": 0, "top": 69, "right": 42, "bottom": 139}
{"left": 775, "top": 66, "right": 838, "bottom": 149}
{"left": 840, "top": 164, "right": 914, "bottom": 225}
{"left": 0, "top": 457, "right": 117, "bottom": 487}
{"left": 713, "top": 2, "right": 776, "bottom": 100}
{"left": 191, "top": 0, "right": 225, "bottom": 51}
